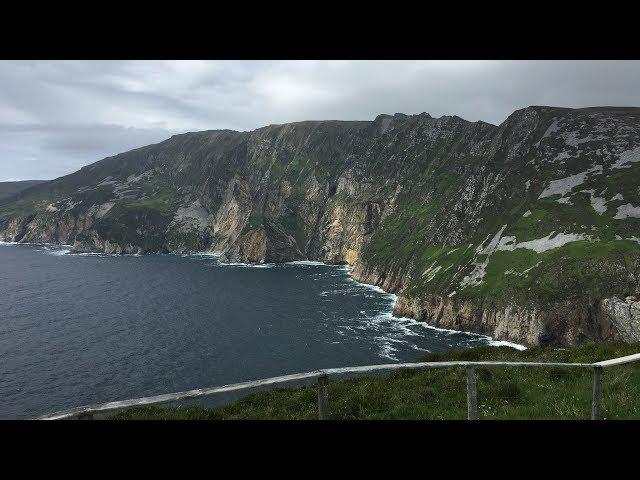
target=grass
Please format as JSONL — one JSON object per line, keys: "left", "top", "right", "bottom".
{"left": 366, "top": 225, "right": 640, "bottom": 309}
{"left": 91, "top": 198, "right": 175, "bottom": 251}
{"left": 457, "top": 239, "right": 640, "bottom": 307}
{"left": 362, "top": 200, "right": 441, "bottom": 267}
{"left": 0, "top": 189, "right": 60, "bottom": 217}
{"left": 241, "top": 212, "right": 264, "bottom": 234}
{"left": 109, "top": 341, "right": 640, "bottom": 420}
{"left": 355, "top": 136, "right": 640, "bottom": 308}
{"left": 279, "top": 210, "right": 306, "bottom": 248}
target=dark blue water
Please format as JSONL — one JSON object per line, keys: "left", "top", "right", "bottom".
{"left": 0, "top": 242, "right": 504, "bottom": 419}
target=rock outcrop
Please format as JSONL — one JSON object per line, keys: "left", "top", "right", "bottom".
{"left": 600, "top": 297, "right": 640, "bottom": 342}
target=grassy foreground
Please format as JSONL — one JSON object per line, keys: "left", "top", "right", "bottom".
{"left": 110, "top": 342, "right": 640, "bottom": 420}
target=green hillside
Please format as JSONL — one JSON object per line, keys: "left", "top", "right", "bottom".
{"left": 0, "top": 179, "right": 47, "bottom": 202}
{"left": 111, "top": 342, "right": 640, "bottom": 420}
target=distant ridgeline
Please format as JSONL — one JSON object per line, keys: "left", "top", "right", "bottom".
{"left": 0, "top": 180, "right": 47, "bottom": 202}
{"left": 2, "top": 106, "right": 640, "bottom": 347}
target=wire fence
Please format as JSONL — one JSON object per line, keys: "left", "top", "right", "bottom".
{"left": 37, "top": 352, "right": 640, "bottom": 420}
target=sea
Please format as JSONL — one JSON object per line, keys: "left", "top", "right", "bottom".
{"left": 0, "top": 242, "right": 522, "bottom": 418}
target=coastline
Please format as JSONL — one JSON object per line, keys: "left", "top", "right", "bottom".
{"left": 1, "top": 240, "right": 527, "bottom": 351}
{"left": 338, "top": 264, "right": 527, "bottom": 351}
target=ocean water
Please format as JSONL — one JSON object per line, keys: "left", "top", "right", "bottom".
{"left": 0, "top": 242, "right": 516, "bottom": 419}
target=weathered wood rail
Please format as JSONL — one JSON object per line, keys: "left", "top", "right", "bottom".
{"left": 37, "top": 352, "right": 640, "bottom": 420}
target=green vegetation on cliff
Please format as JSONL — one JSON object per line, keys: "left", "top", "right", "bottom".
{"left": 0, "top": 180, "right": 47, "bottom": 202}
{"left": 110, "top": 342, "right": 640, "bottom": 420}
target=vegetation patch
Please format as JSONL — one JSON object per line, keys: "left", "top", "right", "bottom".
{"left": 241, "top": 212, "right": 264, "bottom": 234}
{"left": 94, "top": 200, "right": 174, "bottom": 251}
{"left": 279, "top": 211, "right": 306, "bottom": 248}
{"left": 109, "top": 342, "right": 640, "bottom": 420}
{"left": 457, "top": 239, "right": 640, "bottom": 307}
{"left": 362, "top": 201, "right": 440, "bottom": 268}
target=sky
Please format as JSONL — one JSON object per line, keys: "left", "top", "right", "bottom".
{"left": 1, "top": 60, "right": 639, "bottom": 181}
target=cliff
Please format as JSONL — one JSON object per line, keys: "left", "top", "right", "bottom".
{"left": 2, "top": 106, "right": 640, "bottom": 347}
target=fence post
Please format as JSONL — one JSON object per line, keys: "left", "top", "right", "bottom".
{"left": 591, "top": 367, "right": 602, "bottom": 420}
{"left": 317, "top": 374, "right": 329, "bottom": 420}
{"left": 466, "top": 367, "right": 478, "bottom": 420}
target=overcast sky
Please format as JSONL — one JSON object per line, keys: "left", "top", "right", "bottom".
{"left": 1, "top": 60, "right": 639, "bottom": 181}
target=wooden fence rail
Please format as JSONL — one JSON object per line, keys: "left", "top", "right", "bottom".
{"left": 37, "top": 353, "right": 640, "bottom": 420}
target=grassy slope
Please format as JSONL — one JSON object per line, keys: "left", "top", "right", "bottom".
{"left": 361, "top": 160, "right": 640, "bottom": 308}
{"left": 0, "top": 180, "right": 47, "bottom": 202}
{"left": 110, "top": 342, "right": 640, "bottom": 420}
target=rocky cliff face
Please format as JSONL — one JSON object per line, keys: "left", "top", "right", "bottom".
{"left": 600, "top": 297, "right": 640, "bottom": 342}
{"left": 2, "top": 106, "right": 640, "bottom": 347}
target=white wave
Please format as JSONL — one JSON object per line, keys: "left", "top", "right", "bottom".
{"left": 377, "top": 341, "right": 400, "bottom": 361}
{"left": 487, "top": 340, "right": 527, "bottom": 351}
{"left": 376, "top": 312, "right": 461, "bottom": 337}
{"left": 361, "top": 284, "right": 391, "bottom": 295}
{"left": 45, "top": 247, "right": 72, "bottom": 256}
{"left": 190, "top": 251, "right": 221, "bottom": 258}
{"left": 0, "top": 241, "right": 147, "bottom": 258}
{"left": 341, "top": 264, "right": 530, "bottom": 352}
{"left": 321, "top": 285, "right": 388, "bottom": 298}
{"left": 359, "top": 301, "right": 528, "bottom": 352}
{"left": 345, "top": 276, "right": 395, "bottom": 299}
{"left": 222, "top": 261, "right": 275, "bottom": 268}
{"left": 286, "top": 260, "right": 326, "bottom": 266}
{"left": 374, "top": 336, "right": 410, "bottom": 345}
{"left": 0, "top": 241, "right": 73, "bottom": 248}
{"left": 1, "top": 241, "right": 73, "bottom": 256}
{"left": 69, "top": 251, "right": 143, "bottom": 257}
{"left": 409, "top": 345, "right": 431, "bottom": 352}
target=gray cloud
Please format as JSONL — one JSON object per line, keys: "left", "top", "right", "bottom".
{"left": 1, "top": 60, "right": 639, "bottom": 180}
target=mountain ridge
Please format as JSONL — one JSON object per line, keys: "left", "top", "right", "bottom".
{"left": 2, "top": 105, "right": 640, "bottom": 347}
{"left": 0, "top": 180, "right": 48, "bottom": 202}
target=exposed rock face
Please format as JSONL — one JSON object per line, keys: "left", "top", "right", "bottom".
{"left": 392, "top": 294, "right": 626, "bottom": 347}
{"left": 2, "top": 106, "right": 640, "bottom": 346}
{"left": 600, "top": 297, "right": 640, "bottom": 342}
{"left": 392, "top": 294, "right": 547, "bottom": 345}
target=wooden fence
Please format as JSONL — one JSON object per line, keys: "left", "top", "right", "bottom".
{"left": 37, "top": 352, "right": 640, "bottom": 420}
